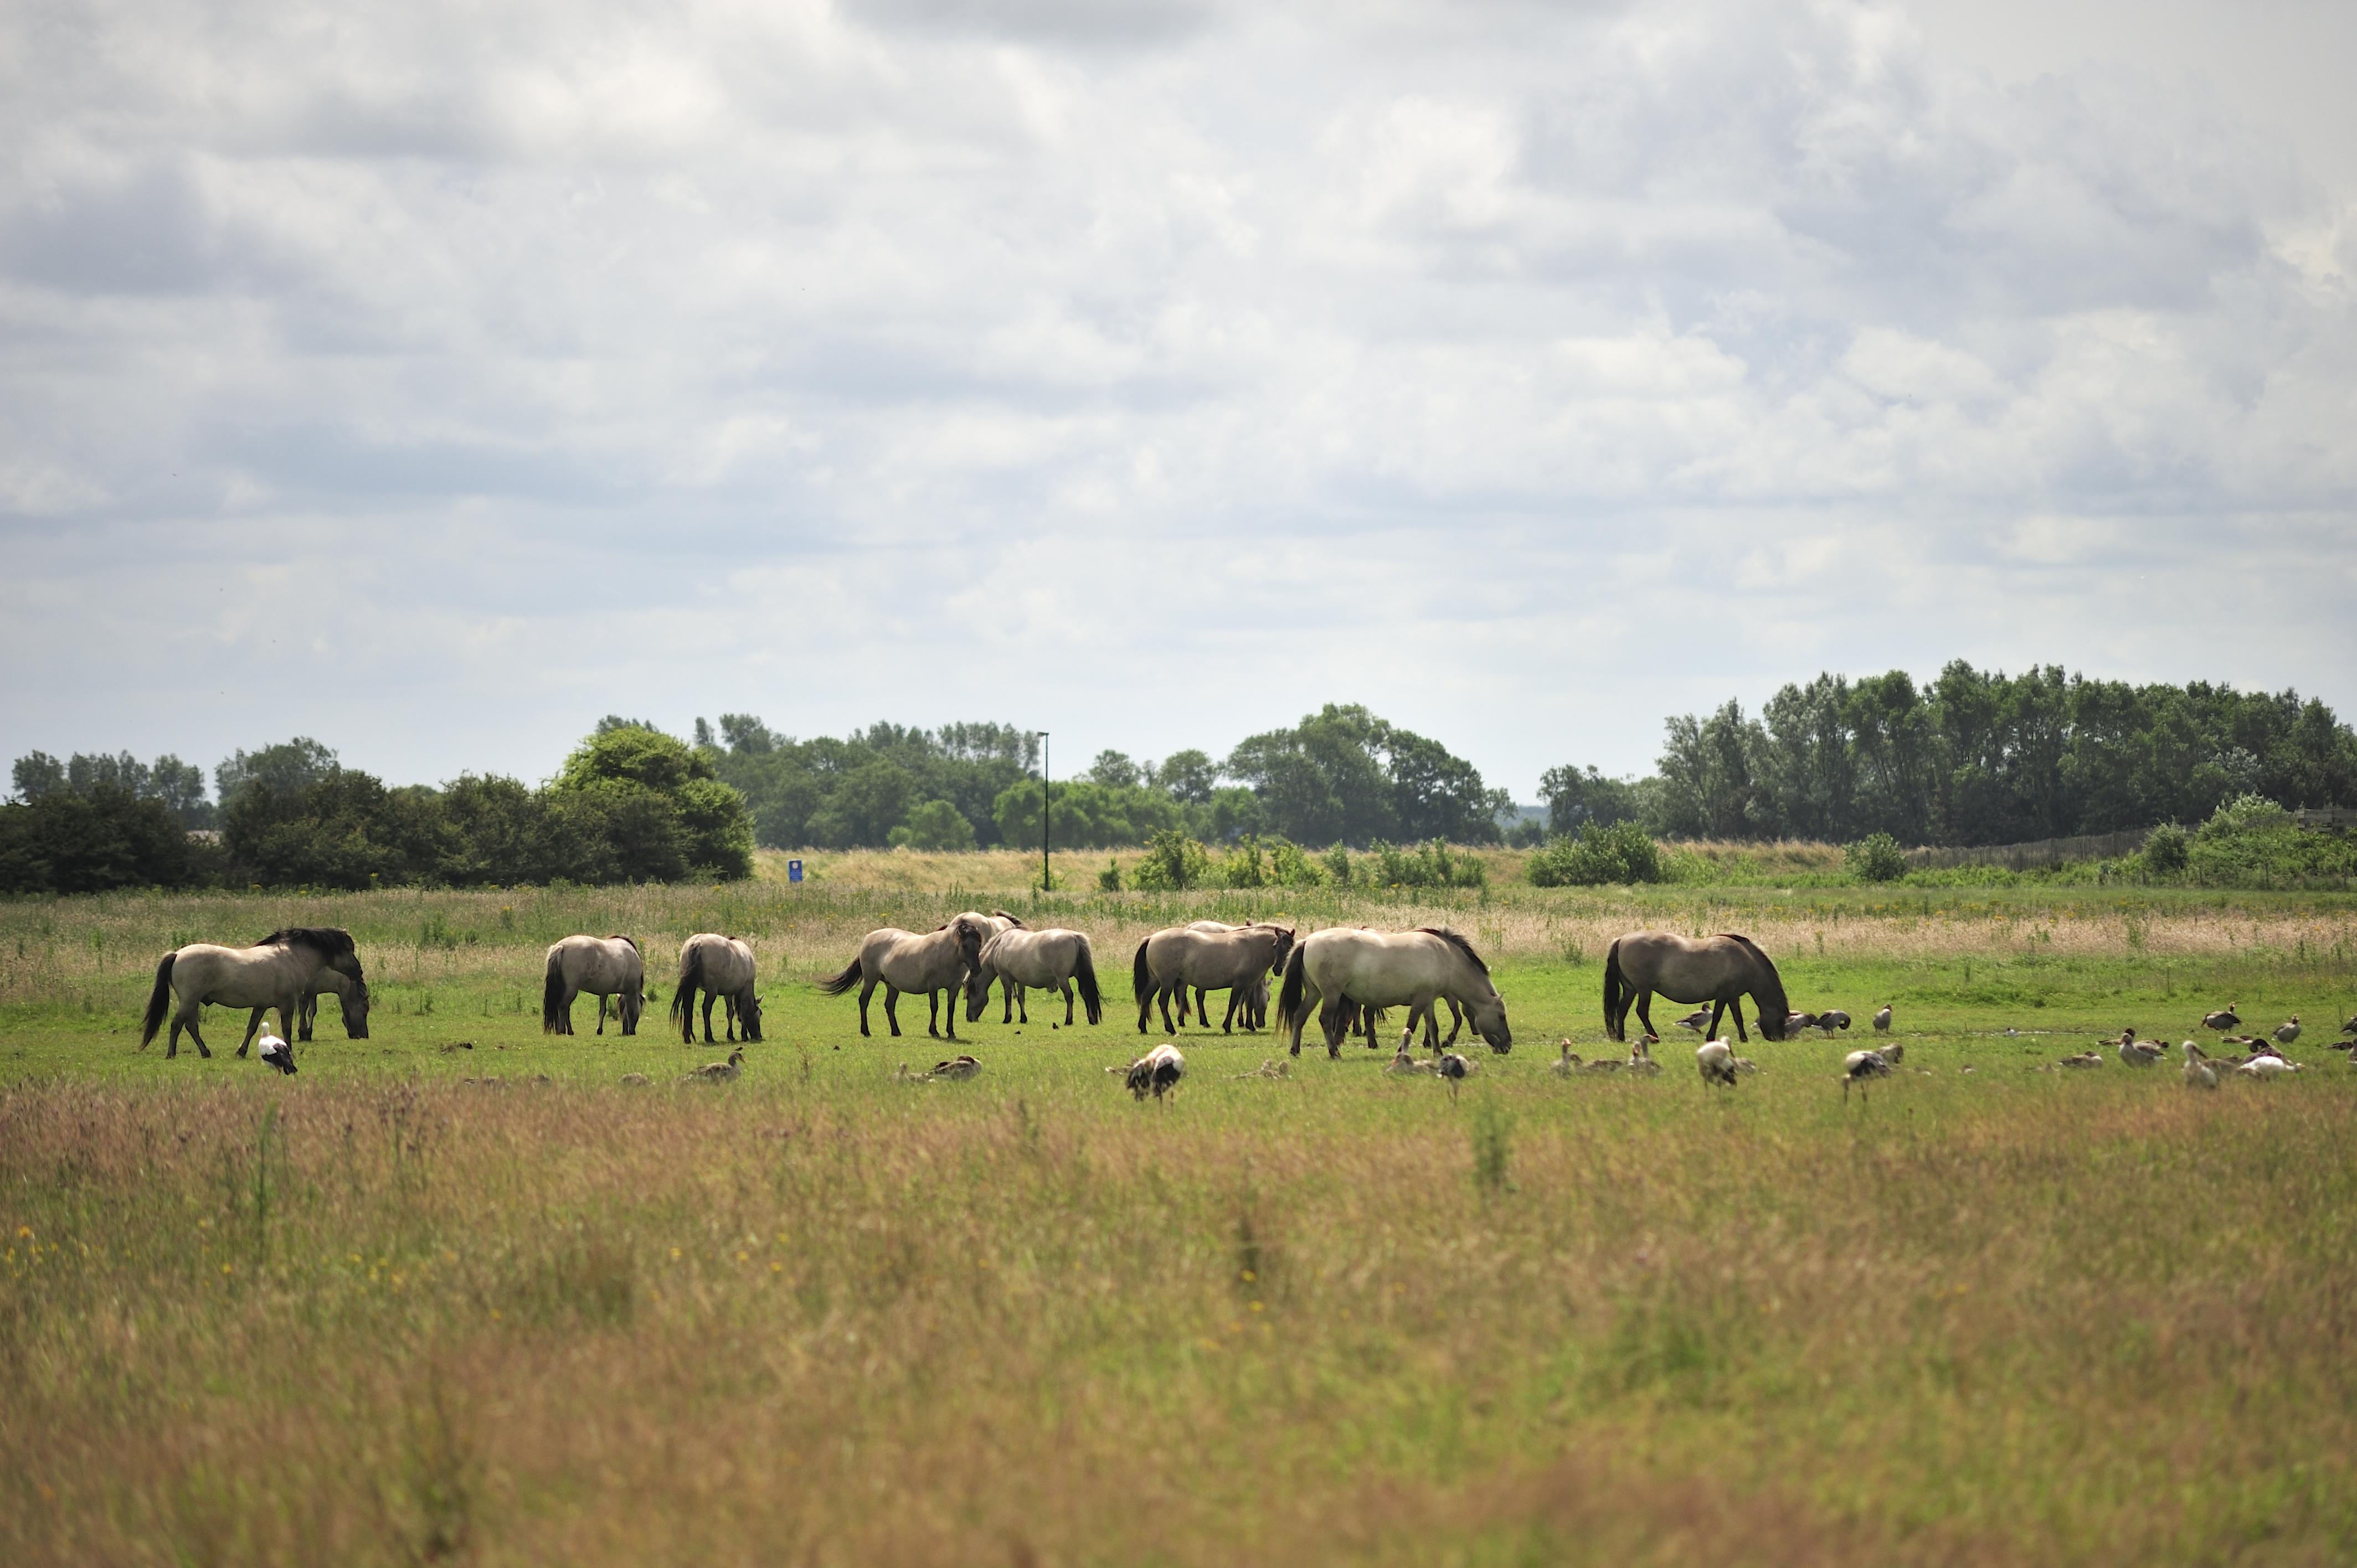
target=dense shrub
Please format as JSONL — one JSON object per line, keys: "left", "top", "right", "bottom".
{"left": 1365, "top": 839, "right": 1488, "bottom": 889}
{"left": 2140, "top": 822, "right": 2189, "bottom": 874}
{"left": 1527, "top": 821, "right": 1664, "bottom": 886}
{"left": 890, "top": 799, "right": 979, "bottom": 852}
{"left": 1132, "top": 829, "right": 1213, "bottom": 891}
{"left": 2181, "top": 795, "right": 2357, "bottom": 886}
{"left": 0, "top": 786, "right": 202, "bottom": 894}
{"left": 1846, "top": 832, "right": 1908, "bottom": 883}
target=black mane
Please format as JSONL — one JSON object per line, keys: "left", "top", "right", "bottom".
{"left": 255, "top": 926, "right": 357, "bottom": 960}
{"left": 1418, "top": 926, "right": 1489, "bottom": 974}
{"left": 606, "top": 934, "right": 640, "bottom": 951}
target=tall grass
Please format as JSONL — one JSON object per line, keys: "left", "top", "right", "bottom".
{"left": 3, "top": 1060, "right": 2354, "bottom": 1564}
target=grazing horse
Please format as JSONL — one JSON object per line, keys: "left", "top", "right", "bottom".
{"left": 1131, "top": 922, "right": 1296, "bottom": 1035}
{"left": 819, "top": 918, "right": 984, "bottom": 1039}
{"left": 964, "top": 927, "right": 1103, "bottom": 1025}
{"left": 1602, "top": 931, "right": 1792, "bottom": 1044}
{"left": 671, "top": 934, "right": 762, "bottom": 1045}
{"left": 543, "top": 935, "right": 647, "bottom": 1036}
{"left": 1277, "top": 927, "right": 1510, "bottom": 1059}
{"left": 266, "top": 966, "right": 368, "bottom": 1045}
{"left": 141, "top": 927, "right": 370, "bottom": 1061}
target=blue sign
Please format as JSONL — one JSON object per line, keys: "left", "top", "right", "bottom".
{"left": 786, "top": 859, "right": 804, "bottom": 884}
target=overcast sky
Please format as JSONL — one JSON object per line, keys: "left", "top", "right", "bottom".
{"left": 4, "top": 0, "right": 2352, "bottom": 800}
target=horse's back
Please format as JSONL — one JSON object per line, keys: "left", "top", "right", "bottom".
{"left": 1302, "top": 927, "right": 1450, "bottom": 1002}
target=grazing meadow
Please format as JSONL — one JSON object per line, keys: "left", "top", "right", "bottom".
{"left": 4, "top": 852, "right": 2356, "bottom": 1565}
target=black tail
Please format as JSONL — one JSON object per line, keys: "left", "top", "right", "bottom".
{"left": 1277, "top": 942, "right": 1308, "bottom": 1036}
{"left": 816, "top": 957, "right": 863, "bottom": 997}
{"left": 542, "top": 950, "right": 568, "bottom": 1034}
{"left": 671, "top": 947, "right": 705, "bottom": 1043}
{"left": 1602, "top": 938, "right": 1628, "bottom": 1043}
{"left": 1131, "top": 938, "right": 1154, "bottom": 1033}
{"left": 140, "top": 953, "right": 175, "bottom": 1050}
{"left": 1074, "top": 942, "right": 1102, "bottom": 1025}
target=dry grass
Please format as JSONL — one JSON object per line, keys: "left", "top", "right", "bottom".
{"left": 4, "top": 1062, "right": 2354, "bottom": 1565}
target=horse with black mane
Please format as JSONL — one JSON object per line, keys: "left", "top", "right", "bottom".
{"left": 1276, "top": 926, "right": 1509, "bottom": 1059}
{"left": 141, "top": 927, "right": 370, "bottom": 1061}
{"left": 1602, "top": 931, "right": 1791, "bottom": 1043}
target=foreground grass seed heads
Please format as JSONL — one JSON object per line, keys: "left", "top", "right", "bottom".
{"left": 3, "top": 869, "right": 2355, "bottom": 1564}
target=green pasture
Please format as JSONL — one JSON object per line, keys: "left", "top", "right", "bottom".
{"left": 4, "top": 880, "right": 2356, "bottom": 1564}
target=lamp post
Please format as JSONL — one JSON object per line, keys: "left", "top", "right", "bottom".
{"left": 1036, "top": 731, "right": 1051, "bottom": 892}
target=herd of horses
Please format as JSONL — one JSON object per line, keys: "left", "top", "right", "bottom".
{"left": 137, "top": 914, "right": 1801, "bottom": 1070}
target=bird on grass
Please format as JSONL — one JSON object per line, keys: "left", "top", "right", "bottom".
{"left": 1435, "top": 1051, "right": 1474, "bottom": 1101}
{"left": 1388, "top": 1044, "right": 1435, "bottom": 1076}
{"left": 1550, "top": 1041, "right": 1579, "bottom": 1077}
{"left": 1731, "top": 1056, "right": 1760, "bottom": 1075}
{"left": 2339, "top": 1012, "right": 2357, "bottom": 1039}
{"left": 1674, "top": 1006, "right": 1715, "bottom": 1035}
{"left": 1123, "top": 1043, "right": 1185, "bottom": 1102}
{"left": 2272, "top": 1017, "right": 2301, "bottom": 1046}
{"left": 1872, "top": 1004, "right": 1892, "bottom": 1034}
{"left": 2237, "top": 1054, "right": 2303, "bottom": 1081}
{"left": 1842, "top": 1047, "right": 1896, "bottom": 1102}
{"left": 1696, "top": 1039, "right": 1738, "bottom": 1088}
{"left": 618, "top": 1072, "right": 651, "bottom": 1087}
{"left": 1626, "top": 1039, "right": 1663, "bottom": 1076}
{"left": 2181, "top": 1041, "right": 2219, "bottom": 1090}
{"left": 1782, "top": 1012, "right": 1818, "bottom": 1036}
{"left": 680, "top": 1048, "right": 744, "bottom": 1084}
{"left": 1815, "top": 1010, "right": 1852, "bottom": 1036}
{"left": 1229, "top": 1059, "right": 1291, "bottom": 1080}
{"left": 2202, "top": 1004, "right": 2240, "bottom": 1033}
{"left": 930, "top": 1055, "right": 982, "bottom": 1082}
{"left": 2119, "top": 1036, "right": 2166, "bottom": 1067}
{"left": 2054, "top": 1051, "right": 2105, "bottom": 1070}
{"left": 891, "top": 1063, "right": 929, "bottom": 1084}
{"left": 257, "top": 1030, "right": 296, "bottom": 1076}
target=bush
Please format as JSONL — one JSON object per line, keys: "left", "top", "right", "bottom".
{"left": 1266, "top": 839, "right": 1324, "bottom": 889}
{"left": 2181, "top": 794, "right": 2357, "bottom": 885}
{"left": 888, "top": 799, "right": 977, "bottom": 852}
{"left": 1846, "top": 832, "right": 1908, "bottom": 884}
{"left": 1220, "top": 835, "right": 1268, "bottom": 889}
{"left": 2141, "top": 822, "right": 2189, "bottom": 875}
{"left": 1097, "top": 857, "right": 1123, "bottom": 892}
{"left": 0, "top": 785, "right": 200, "bottom": 894}
{"left": 1131, "top": 829, "right": 1213, "bottom": 891}
{"left": 1527, "top": 821, "right": 1664, "bottom": 886}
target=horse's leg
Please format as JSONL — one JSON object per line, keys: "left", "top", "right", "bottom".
{"left": 940, "top": 987, "right": 958, "bottom": 1041}
{"left": 298, "top": 995, "right": 315, "bottom": 1043}
{"left": 1012, "top": 979, "right": 1029, "bottom": 1024}
{"left": 857, "top": 977, "right": 878, "bottom": 1037}
{"left": 1059, "top": 979, "right": 1075, "bottom": 1025}
{"left": 1194, "top": 988, "right": 1210, "bottom": 1028}
{"left": 168, "top": 1000, "right": 193, "bottom": 1059}
{"left": 884, "top": 986, "right": 904, "bottom": 1038}
{"left": 276, "top": 1000, "right": 299, "bottom": 1049}
{"left": 1731, "top": 1001, "right": 1748, "bottom": 1044}
{"left": 701, "top": 991, "right": 718, "bottom": 1045}
{"left": 1157, "top": 979, "right": 1178, "bottom": 1034}
{"left": 242, "top": 1007, "right": 266, "bottom": 1055}
{"left": 595, "top": 993, "right": 608, "bottom": 1036}
{"left": 1634, "top": 991, "right": 1659, "bottom": 1039}
{"left": 1444, "top": 999, "right": 1464, "bottom": 1047}
{"left": 184, "top": 1009, "right": 212, "bottom": 1059}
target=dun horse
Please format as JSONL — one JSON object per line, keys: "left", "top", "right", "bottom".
{"left": 1131, "top": 922, "right": 1296, "bottom": 1034}
{"left": 671, "top": 934, "right": 763, "bottom": 1045}
{"left": 964, "top": 927, "right": 1103, "bottom": 1025}
{"left": 819, "top": 917, "right": 984, "bottom": 1039}
{"left": 141, "top": 927, "right": 370, "bottom": 1061}
{"left": 543, "top": 935, "right": 647, "bottom": 1036}
{"left": 1601, "top": 931, "right": 1792, "bottom": 1043}
{"left": 1277, "top": 927, "right": 1509, "bottom": 1059}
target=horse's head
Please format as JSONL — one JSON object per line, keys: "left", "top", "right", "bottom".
{"left": 1470, "top": 992, "right": 1511, "bottom": 1053}
{"left": 962, "top": 935, "right": 998, "bottom": 1022}
{"left": 1266, "top": 925, "right": 1298, "bottom": 974}
{"left": 739, "top": 993, "right": 765, "bottom": 1041}
{"left": 338, "top": 978, "right": 371, "bottom": 1040}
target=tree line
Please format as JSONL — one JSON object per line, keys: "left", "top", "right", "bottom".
{"left": 1537, "top": 662, "right": 2357, "bottom": 848}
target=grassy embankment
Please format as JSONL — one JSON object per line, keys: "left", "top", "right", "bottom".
{"left": 3, "top": 860, "right": 2355, "bottom": 1564}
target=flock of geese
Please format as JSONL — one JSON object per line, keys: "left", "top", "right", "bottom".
{"left": 645, "top": 999, "right": 2354, "bottom": 1109}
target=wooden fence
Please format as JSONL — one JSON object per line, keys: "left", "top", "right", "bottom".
{"left": 1904, "top": 829, "right": 2152, "bottom": 872}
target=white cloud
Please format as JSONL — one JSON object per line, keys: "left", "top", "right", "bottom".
{"left": 1, "top": 0, "right": 2352, "bottom": 795}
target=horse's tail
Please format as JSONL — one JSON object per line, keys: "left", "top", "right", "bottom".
{"left": 671, "top": 946, "right": 705, "bottom": 1042}
{"left": 1074, "top": 941, "right": 1102, "bottom": 1025}
{"left": 816, "top": 957, "right": 863, "bottom": 997}
{"left": 1131, "top": 938, "right": 1154, "bottom": 1033}
{"left": 1602, "top": 937, "right": 1628, "bottom": 1043}
{"left": 140, "top": 953, "right": 175, "bottom": 1050}
{"left": 542, "top": 948, "right": 568, "bottom": 1034}
{"left": 1277, "top": 941, "right": 1308, "bottom": 1034}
